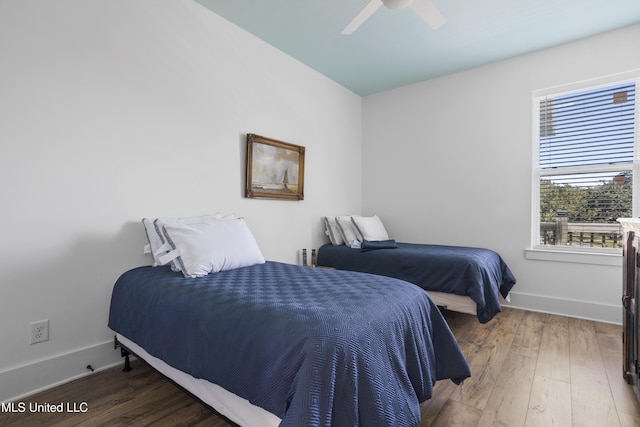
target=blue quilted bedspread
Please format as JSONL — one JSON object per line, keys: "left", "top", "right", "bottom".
{"left": 108, "top": 262, "right": 470, "bottom": 427}
{"left": 317, "top": 243, "right": 516, "bottom": 323}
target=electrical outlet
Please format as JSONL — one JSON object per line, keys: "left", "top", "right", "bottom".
{"left": 30, "top": 320, "right": 49, "bottom": 344}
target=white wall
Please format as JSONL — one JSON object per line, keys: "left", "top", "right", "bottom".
{"left": 0, "top": 0, "right": 362, "bottom": 401}
{"left": 362, "top": 24, "right": 640, "bottom": 324}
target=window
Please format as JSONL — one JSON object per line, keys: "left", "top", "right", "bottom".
{"left": 532, "top": 75, "right": 638, "bottom": 253}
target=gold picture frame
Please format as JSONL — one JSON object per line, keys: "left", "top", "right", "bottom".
{"left": 245, "top": 134, "right": 305, "bottom": 200}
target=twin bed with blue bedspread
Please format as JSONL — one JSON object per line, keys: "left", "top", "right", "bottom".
{"left": 108, "top": 216, "right": 471, "bottom": 427}
{"left": 317, "top": 242, "right": 516, "bottom": 323}
{"left": 321, "top": 215, "right": 516, "bottom": 323}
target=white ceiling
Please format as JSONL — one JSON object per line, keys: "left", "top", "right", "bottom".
{"left": 194, "top": 0, "right": 640, "bottom": 96}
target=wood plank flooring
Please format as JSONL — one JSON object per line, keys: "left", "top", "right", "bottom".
{"left": 1, "top": 307, "right": 639, "bottom": 426}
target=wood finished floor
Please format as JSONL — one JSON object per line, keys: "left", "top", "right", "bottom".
{"left": 2, "top": 307, "right": 639, "bottom": 426}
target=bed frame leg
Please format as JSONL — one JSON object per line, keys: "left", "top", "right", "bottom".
{"left": 121, "top": 350, "right": 132, "bottom": 372}
{"left": 114, "top": 335, "right": 133, "bottom": 372}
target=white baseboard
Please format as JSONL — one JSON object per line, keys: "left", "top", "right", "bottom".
{"left": 504, "top": 291, "right": 622, "bottom": 325}
{"left": 0, "top": 339, "right": 124, "bottom": 403}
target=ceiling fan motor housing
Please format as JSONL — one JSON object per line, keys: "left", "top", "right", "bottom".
{"left": 382, "top": 0, "right": 413, "bottom": 10}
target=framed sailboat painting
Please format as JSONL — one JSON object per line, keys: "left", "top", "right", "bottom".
{"left": 245, "top": 133, "right": 305, "bottom": 200}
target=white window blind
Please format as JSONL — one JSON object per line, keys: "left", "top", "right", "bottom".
{"left": 534, "top": 79, "right": 637, "bottom": 250}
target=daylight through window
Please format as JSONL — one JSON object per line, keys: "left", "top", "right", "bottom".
{"left": 533, "top": 77, "right": 638, "bottom": 251}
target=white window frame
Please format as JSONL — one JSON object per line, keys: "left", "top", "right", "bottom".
{"left": 528, "top": 70, "right": 640, "bottom": 265}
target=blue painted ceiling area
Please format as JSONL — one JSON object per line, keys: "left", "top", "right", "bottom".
{"left": 195, "top": 0, "right": 640, "bottom": 96}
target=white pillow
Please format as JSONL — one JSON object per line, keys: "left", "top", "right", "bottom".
{"left": 351, "top": 215, "right": 389, "bottom": 241}
{"left": 161, "top": 218, "right": 265, "bottom": 278}
{"left": 335, "top": 215, "right": 361, "bottom": 246}
{"left": 142, "top": 213, "right": 235, "bottom": 266}
{"left": 324, "top": 216, "right": 344, "bottom": 246}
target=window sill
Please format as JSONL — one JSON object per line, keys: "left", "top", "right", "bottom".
{"left": 525, "top": 247, "right": 622, "bottom": 266}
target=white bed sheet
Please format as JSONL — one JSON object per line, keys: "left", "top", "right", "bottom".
{"left": 117, "top": 334, "right": 281, "bottom": 427}
{"left": 427, "top": 291, "right": 509, "bottom": 316}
